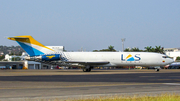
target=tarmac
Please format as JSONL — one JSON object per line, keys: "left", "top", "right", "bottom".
{"left": 0, "top": 69, "right": 180, "bottom": 101}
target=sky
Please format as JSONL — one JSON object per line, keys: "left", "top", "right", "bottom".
{"left": 0, "top": 0, "right": 180, "bottom": 51}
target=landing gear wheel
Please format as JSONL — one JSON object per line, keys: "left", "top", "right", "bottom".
{"left": 155, "top": 68, "right": 159, "bottom": 72}
{"left": 83, "top": 68, "right": 91, "bottom": 72}
{"left": 88, "top": 68, "right": 91, "bottom": 72}
{"left": 83, "top": 68, "right": 87, "bottom": 72}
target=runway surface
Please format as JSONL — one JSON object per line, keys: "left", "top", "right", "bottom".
{"left": 0, "top": 69, "right": 180, "bottom": 100}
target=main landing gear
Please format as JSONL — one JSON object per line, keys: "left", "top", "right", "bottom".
{"left": 83, "top": 66, "right": 93, "bottom": 72}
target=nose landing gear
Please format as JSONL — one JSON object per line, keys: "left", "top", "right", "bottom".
{"left": 154, "top": 66, "right": 160, "bottom": 72}
{"left": 155, "top": 68, "right": 159, "bottom": 72}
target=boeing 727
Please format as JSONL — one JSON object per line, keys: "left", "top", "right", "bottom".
{"left": 8, "top": 35, "right": 174, "bottom": 72}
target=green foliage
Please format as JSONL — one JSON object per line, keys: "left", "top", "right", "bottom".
{"left": 124, "top": 46, "right": 164, "bottom": 53}
{"left": 144, "top": 46, "right": 164, "bottom": 53}
{"left": 93, "top": 50, "right": 99, "bottom": 52}
{"left": 144, "top": 46, "right": 152, "bottom": 52}
{"left": 11, "top": 57, "right": 21, "bottom": 61}
{"left": 10, "top": 53, "right": 14, "bottom": 55}
{"left": 108, "top": 45, "right": 116, "bottom": 51}
{"left": 99, "top": 49, "right": 111, "bottom": 51}
{"left": 131, "top": 47, "right": 140, "bottom": 51}
{"left": 0, "top": 45, "right": 25, "bottom": 55}
{"left": 75, "top": 93, "right": 180, "bottom": 101}
{"left": 124, "top": 48, "right": 130, "bottom": 52}
{"left": 176, "top": 57, "right": 180, "bottom": 60}
{"left": 124, "top": 47, "right": 142, "bottom": 52}
{"left": 93, "top": 45, "right": 116, "bottom": 52}
{"left": 0, "top": 55, "right": 5, "bottom": 60}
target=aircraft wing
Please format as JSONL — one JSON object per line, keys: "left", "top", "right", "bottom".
{"left": 65, "top": 61, "right": 110, "bottom": 65}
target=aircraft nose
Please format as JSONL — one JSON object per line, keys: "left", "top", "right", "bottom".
{"left": 169, "top": 58, "right": 174, "bottom": 64}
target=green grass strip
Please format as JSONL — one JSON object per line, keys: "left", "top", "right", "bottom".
{"left": 72, "top": 93, "right": 180, "bottom": 101}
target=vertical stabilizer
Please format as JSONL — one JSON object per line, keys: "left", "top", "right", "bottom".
{"left": 8, "top": 35, "right": 55, "bottom": 56}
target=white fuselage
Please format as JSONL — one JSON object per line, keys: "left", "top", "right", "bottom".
{"left": 63, "top": 52, "right": 173, "bottom": 67}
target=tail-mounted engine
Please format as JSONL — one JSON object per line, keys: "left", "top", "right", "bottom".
{"left": 25, "top": 54, "right": 61, "bottom": 61}
{"left": 41, "top": 54, "right": 61, "bottom": 61}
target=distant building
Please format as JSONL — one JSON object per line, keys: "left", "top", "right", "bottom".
{"left": 0, "top": 51, "right": 4, "bottom": 56}
{"left": 3, "top": 52, "right": 42, "bottom": 69}
{"left": 164, "top": 48, "right": 180, "bottom": 52}
{"left": 5, "top": 46, "right": 64, "bottom": 61}
{"left": 164, "top": 48, "right": 180, "bottom": 61}
{"left": 3, "top": 46, "right": 65, "bottom": 69}
{"left": 5, "top": 52, "right": 28, "bottom": 61}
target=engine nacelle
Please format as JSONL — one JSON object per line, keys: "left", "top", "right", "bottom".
{"left": 25, "top": 54, "right": 61, "bottom": 61}
{"left": 41, "top": 54, "right": 61, "bottom": 61}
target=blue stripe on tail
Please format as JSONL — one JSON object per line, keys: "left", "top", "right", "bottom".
{"left": 17, "top": 42, "right": 44, "bottom": 56}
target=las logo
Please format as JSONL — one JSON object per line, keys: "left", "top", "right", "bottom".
{"left": 121, "top": 54, "right": 141, "bottom": 61}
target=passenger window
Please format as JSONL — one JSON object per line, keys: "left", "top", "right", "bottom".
{"left": 162, "top": 56, "right": 170, "bottom": 58}
{"left": 162, "top": 56, "right": 167, "bottom": 58}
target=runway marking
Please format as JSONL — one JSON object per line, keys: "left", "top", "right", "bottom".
{"left": 169, "top": 76, "right": 180, "bottom": 77}
{"left": 149, "top": 79, "right": 180, "bottom": 81}
{"left": 157, "top": 79, "right": 180, "bottom": 81}
{"left": 0, "top": 83, "right": 163, "bottom": 90}
{"left": 139, "top": 76, "right": 157, "bottom": 77}
{"left": 163, "top": 83, "right": 180, "bottom": 86}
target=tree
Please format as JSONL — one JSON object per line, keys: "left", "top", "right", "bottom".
{"left": 0, "top": 55, "right": 5, "bottom": 61}
{"left": 99, "top": 49, "right": 110, "bottom": 51}
{"left": 131, "top": 47, "right": 141, "bottom": 52}
{"left": 155, "top": 46, "right": 164, "bottom": 54}
{"left": 144, "top": 46, "right": 164, "bottom": 53}
{"left": 176, "top": 57, "right": 180, "bottom": 60}
{"left": 93, "top": 45, "right": 116, "bottom": 52}
{"left": 144, "top": 46, "right": 152, "bottom": 52}
{"left": 93, "top": 50, "right": 99, "bottom": 52}
{"left": 124, "top": 48, "right": 130, "bottom": 52}
{"left": 11, "top": 57, "right": 21, "bottom": 61}
{"left": 10, "top": 53, "right": 14, "bottom": 55}
{"left": 108, "top": 45, "right": 116, "bottom": 51}
{"left": 124, "top": 47, "right": 142, "bottom": 52}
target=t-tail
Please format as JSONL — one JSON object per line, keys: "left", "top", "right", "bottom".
{"left": 8, "top": 35, "right": 55, "bottom": 56}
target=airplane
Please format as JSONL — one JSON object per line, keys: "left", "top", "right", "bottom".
{"left": 8, "top": 35, "right": 174, "bottom": 72}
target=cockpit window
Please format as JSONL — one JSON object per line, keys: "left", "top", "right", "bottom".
{"left": 162, "top": 56, "right": 170, "bottom": 58}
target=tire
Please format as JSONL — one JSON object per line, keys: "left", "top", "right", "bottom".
{"left": 88, "top": 68, "right": 91, "bottom": 72}
{"left": 83, "top": 68, "right": 91, "bottom": 72}
{"left": 83, "top": 68, "right": 87, "bottom": 72}
{"left": 155, "top": 69, "right": 159, "bottom": 72}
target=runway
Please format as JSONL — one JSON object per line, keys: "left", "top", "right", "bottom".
{"left": 0, "top": 69, "right": 180, "bottom": 100}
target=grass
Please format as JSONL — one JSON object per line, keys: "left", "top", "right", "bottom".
{"left": 8, "top": 93, "right": 180, "bottom": 101}
{"left": 71, "top": 93, "right": 180, "bottom": 101}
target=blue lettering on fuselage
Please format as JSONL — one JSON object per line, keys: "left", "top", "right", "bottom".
{"left": 135, "top": 54, "right": 141, "bottom": 61}
{"left": 121, "top": 54, "right": 125, "bottom": 61}
{"left": 121, "top": 54, "right": 141, "bottom": 61}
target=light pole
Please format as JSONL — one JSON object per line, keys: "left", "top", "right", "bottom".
{"left": 121, "top": 38, "right": 125, "bottom": 52}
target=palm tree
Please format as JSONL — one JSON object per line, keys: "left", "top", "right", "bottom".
{"left": 124, "top": 48, "right": 130, "bottom": 52}
{"left": 131, "top": 47, "right": 140, "bottom": 52}
{"left": 144, "top": 46, "right": 164, "bottom": 53}
{"left": 144, "top": 46, "right": 152, "bottom": 52}
{"left": 155, "top": 46, "right": 164, "bottom": 54}
{"left": 108, "top": 45, "right": 116, "bottom": 51}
